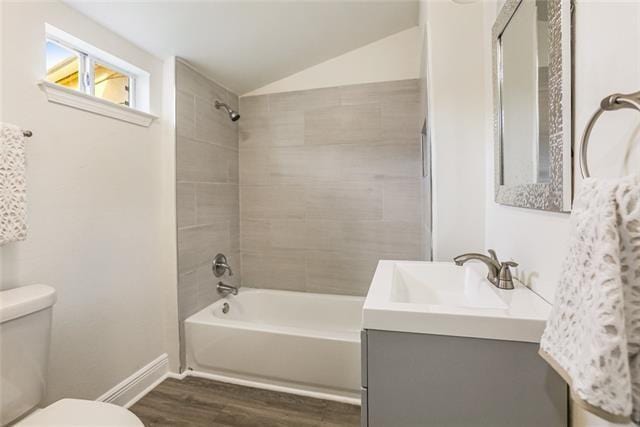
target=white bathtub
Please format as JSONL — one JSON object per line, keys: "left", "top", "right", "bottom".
{"left": 185, "top": 288, "right": 364, "bottom": 402}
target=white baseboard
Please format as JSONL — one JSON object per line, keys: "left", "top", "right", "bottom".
{"left": 166, "top": 371, "right": 187, "bottom": 380}
{"left": 185, "top": 370, "right": 361, "bottom": 406}
{"left": 94, "top": 356, "right": 360, "bottom": 411}
{"left": 96, "top": 353, "right": 170, "bottom": 408}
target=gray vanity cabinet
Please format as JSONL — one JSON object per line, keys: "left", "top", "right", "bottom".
{"left": 360, "top": 329, "right": 568, "bottom": 427}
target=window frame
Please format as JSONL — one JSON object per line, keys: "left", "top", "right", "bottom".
{"left": 46, "top": 35, "right": 135, "bottom": 108}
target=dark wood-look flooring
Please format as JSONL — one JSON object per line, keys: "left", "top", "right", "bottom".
{"left": 130, "top": 376, "right": 360, "bottom": 427}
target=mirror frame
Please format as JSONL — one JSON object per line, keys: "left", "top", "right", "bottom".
{"left": 493, "top": 0, "right": 572, "bottom": 212}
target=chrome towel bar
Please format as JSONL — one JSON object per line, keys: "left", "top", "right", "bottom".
{"left": 580, "top": 91, "right": 640, "bottom": 178}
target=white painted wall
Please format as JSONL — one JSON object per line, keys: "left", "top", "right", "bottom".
{"left": 483, "top": 1, "right": 640, "bottom": 425}
{"left": 0, "top": 0, "right": 179, "bottom": 404}
{"left": 244, "top": 26, "right": 421, "bottom": 96}
{"left": 419, "top": 0, "right": 487, "bottom": 261}
{"left": 484, "top": 0, "right": 640, "bottom": 304}
{"left": 482, "top": 0, "right": 569, "bottom": 307}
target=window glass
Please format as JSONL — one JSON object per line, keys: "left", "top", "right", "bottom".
{"left": 94, "top": 62, "right": 130, "bottom": 106}
{"left": 45, "top": 40, "right": 80, "bottom": 90}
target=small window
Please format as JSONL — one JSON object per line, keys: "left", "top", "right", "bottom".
{"left": 93, "top": 62, "right": 131, "bottom": 107}
{"left": 44, "top": 28, "right": 138, "bottom": 109}
{"left": 45, "top": 40, "right": 81, "bottom": 91}
{"left": 41, "top": 24, "right": 154, "bottom": 126}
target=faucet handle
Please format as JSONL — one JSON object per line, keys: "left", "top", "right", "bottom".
{"left": 487, "top": 249, "right": 499, "bottom": 263}
{"left": 213, "top": 253, "right": 234, "bottom": 277}
{"left": 496, "top": 261, "right": 518, "bottom": 290}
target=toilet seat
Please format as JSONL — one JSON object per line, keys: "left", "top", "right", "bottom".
{"left": 16, "top": 399, "right": 144, "bottom": 426}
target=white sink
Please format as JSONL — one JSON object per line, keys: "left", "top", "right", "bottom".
{"left": 363, "top": 261, "right": 551, "bottom": 343}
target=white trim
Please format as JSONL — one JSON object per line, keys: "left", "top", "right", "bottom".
{"left": 38, "top": 80, "right": 157, "bottom": 127}
{"left": 166, "top": 371, "right": 187, "bottom": 380}
{"left": 96, "top": 353, "right": 169, "bottom": 408}
{"left": 46, "top": 24, "right": 149, "bottom": 79}
{"left": 185, "top": 370, "right": 361, "bottom": 406}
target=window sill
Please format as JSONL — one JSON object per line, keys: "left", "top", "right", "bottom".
{"left": 37, "top": 80, "right": 157, "bottom": 127}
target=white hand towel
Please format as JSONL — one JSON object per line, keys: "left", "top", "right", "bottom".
{"left": 540, "top": 174, "right": 640, "bottom": 424}
{"left": 0, "top": 124, "right": 27, "bottom": 244}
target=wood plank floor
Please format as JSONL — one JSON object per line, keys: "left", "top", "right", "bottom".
{"left": 130, "top": 377, "right": 361, "bottom": 427}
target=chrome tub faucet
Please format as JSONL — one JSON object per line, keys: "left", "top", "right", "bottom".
{"left": 453, "top": 249, "right": 518, "bottom": 290}
{"left": 213, "top": 253, "right": 239, "bottom": 296}
{"left": 217, "top": 282, "right": 238, "bottom": 296}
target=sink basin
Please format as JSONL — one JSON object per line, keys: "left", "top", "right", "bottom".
{"left": 390, "top": 262, "right": 508, "bottom": 309}
{"left": 363, "top": 261, "right": 551, "bottom": 343}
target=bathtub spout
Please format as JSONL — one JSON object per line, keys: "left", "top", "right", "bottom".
{"left": 217, "top": 281, "right": 238, "bottom": 296}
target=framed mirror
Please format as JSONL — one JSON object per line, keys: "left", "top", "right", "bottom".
{"left": 493, "top": 0, "right": 572, "bottom": 211}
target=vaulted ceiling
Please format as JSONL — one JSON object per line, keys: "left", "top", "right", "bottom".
{"left": 65, "top": 1, "right": 419, "bottom": 94}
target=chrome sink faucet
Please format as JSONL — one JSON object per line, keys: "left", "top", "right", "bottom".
{"left": 453, "top": 249, "right": 518, "bottom": 290}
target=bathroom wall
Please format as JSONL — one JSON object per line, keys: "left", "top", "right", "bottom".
{"left": 239, "top": 79, "right": 425, "bottom": 296}
{"left": 481, "top": 1, "right": 640, "bottom": 425}
{"left": 0, "top": 0, "right": 178, "bottom": 403}
{"left": 175, "top": 59, "right": 240, "bottom": 368}
{"left": 245, "top": 26, "right": 421, "bottom": 96}
{"left": 482, "top": 0, "right": 640, "bottom": 305}
{"left": 418, "top": 0, "right": 487, "bottom": 262}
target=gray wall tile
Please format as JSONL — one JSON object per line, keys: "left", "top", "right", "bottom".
{"left": 240, "top": 219, "right": 270, "bottom": 252}
{"left": 177, "top": 90, "right": 195, "bottom": 139}
{"left": 177, "top": 137, "right": 234, "bottom": 183}
{"left": 327, "top": 221, "right": 422, "bottom": 260}
{"left": 241, "top": 250, "right": 306, "bottom": 291}
{"left": 196, "top": 183, "right": 239, "bottom": 224}
{"left": 177, "top": 183, "right": 196, "bottom": 228}
{"left": 269, "top": 219, "right": 307, "bottom": 249}
{"left": 240, "top": 185, "right": 306, "bottom": 220}
{"left": 238, "top": 112, "right": 270, "bottom": 149}
{"left": 175, "top": 60, "right": 240, "bottom": 369}
{"left": 305, "top": 182, "right": 383, "bottom": 221}
{"left": 269, "top": 110, "right": 305, "bottom": 147}
{"left": 176, "top": 61, "right": 231, "bottom": 107}
{"left": 304, "top": 103, "right": 381, "bottom": 146}
{"left": 195, "top": 96, "right": 238, "bottom": 148}
{"left": 177, "top": 223, "right": 231, "bottom": 274}
{"left": 239, "top": 148, "right": 270, "bottom": 186}
{"left": 306, "top": 250, "right": 380, "bottom": 296}
{"left": 383, "top": 179, "right": 424, "bottom": 223}
{"left": 268, "top": 87, "right": 339, "bottom": 113}
{"left": 341, "top": 142, "right": 422, "bottom": 181}
{"left": 239, "top": 79, "right": 425, "bottom": 296}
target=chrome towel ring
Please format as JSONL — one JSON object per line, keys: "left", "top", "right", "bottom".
{"left": 580, "top": 91, "right": 640, "bottom": 178}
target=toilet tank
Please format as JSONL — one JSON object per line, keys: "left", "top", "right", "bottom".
{"left": 0, "top": 285, "right": 56, "bottom": 425}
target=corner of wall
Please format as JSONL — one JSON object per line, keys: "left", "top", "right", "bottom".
{"left": 161, "top": 56, "right": 180, "bottom": 373}
{"left": 424, "top": 0, "right": 487, "bottom": 261}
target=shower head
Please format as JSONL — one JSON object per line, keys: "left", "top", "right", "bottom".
{"left": 215, "top": 100, "right": 240, "bottom": 122}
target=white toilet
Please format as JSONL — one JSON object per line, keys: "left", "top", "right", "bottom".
{"left": 0, "top": 284, "right": 143, "bottom": 426}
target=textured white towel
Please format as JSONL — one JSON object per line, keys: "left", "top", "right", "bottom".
{"left": 0, "top": 124, "right": 27, "bottom": 244}
{"left": 540, "top": 174, "right": 640, "bottom": 423}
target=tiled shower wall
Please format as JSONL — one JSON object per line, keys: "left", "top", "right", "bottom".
{"left": 239, "top": 79, "right": 426, "bottom": 296}
{"left": 175, "top": 60, "right": 240, "bottom": 367}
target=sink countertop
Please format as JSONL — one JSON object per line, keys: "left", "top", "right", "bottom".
{"left": 362, "top": 261, "right": 552, "bottom": 343}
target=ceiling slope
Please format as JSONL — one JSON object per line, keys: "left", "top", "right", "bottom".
{"left": 64, "top": 0, "right": 419, "bottom": 94}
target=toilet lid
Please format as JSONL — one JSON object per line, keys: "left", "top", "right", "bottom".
{"left": 16, "top": 399, "right": 144, "bottom": 427}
